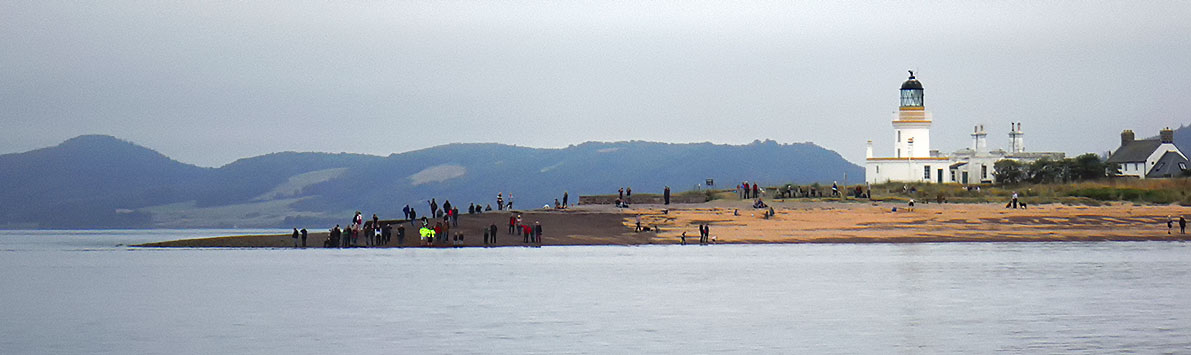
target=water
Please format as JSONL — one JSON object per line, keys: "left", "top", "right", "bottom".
{"left": 1, "top": 230, "right": 1190, "bottom": 354}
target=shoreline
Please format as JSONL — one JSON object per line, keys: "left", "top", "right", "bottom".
{"left": 134, "top": 201, "right": 1191, "bottom": 248}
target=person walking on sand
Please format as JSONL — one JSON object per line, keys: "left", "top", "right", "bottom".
{"left": 291, "top": 228, "right": 299, "bottom": 248}
{"left": 664, "top": 186, "right": 671, "bottom": 205}
{"left": 680, "top": 231, "right": 687, "bottom": 245}
{"left": 1168, "top": 216, "right": 1174, "bottom": 235}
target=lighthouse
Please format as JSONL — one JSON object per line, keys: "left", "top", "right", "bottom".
{"left": 892, "top": 71, "right": 932, "bottom": 158}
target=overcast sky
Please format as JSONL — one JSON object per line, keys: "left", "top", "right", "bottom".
{"left": 2, "top": 1, "right": 1189, "bottom": 167}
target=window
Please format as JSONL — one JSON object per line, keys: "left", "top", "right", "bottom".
{"left": 924, "top": 166, "right": 931, "bottom": 179}
{"left": 981, "top": 165, "right": 988, "bottom": 179}
{"left": 897, "top": 149, "right": 901, "bottom": 158}
{"left": 1180, "top": 162, "right": 1187, "bottom": 171}
{"left": 876, "top": 166, "right": 880, "bottom": 173}
{"left": 951, "top": 170, "right": 956, "bottom": 182}
{"left": 898, "top": 131, "right": 902, "bottom": 142}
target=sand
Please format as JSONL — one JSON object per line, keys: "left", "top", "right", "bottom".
{"left": 135, "top": 201, "right": 1191, "bottom": 248}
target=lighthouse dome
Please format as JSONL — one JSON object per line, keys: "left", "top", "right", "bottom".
{"left": 901, "top": 72, "right": 923, "bottom": 90}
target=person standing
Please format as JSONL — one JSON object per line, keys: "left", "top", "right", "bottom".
{"left": 663, "top": 186, "right": 671, "bottom": 205}
{"left": 508, "top": 215, "right": 516, "bottom": 234}
{"left": 618, "top": 188, "right": 624, "bottom": 201}
{"left": 291, "top": 228, "right": 300, "bottom": 248}
{"left": 489, "top": 223, "right": 498, "bottom": 244}
{"left": 397, "top": 225, "right": 406, "bottom": 245}
{"left": 408, "top": 208, "right": 417, "bottom": 226}
{"left": 562, "top": 191, "right": 569, "bottom": 208}
{"left": 752, "top": 183, "right": 760, "bottom": 199}
{"left": 300, "top": 228, "right": 308, "bottom": 248}
{"left": 497, "top": 193, "right": 504, "bottom": 211}
{"left": 533, "top": 221, "right": 542, "bottom": 244}
{"left": 1168, "top": 216, "right": 1174, "bottom": 235}
{"left": 626, "top": 186, "right": 632, "bottom": 203}
{"left": 403, "top": 204, "right": 411, "bottom": 220}
{"left": 430, "top": 199, "right": 438, "bottom": 218}
{"left": 1181, "top": 216, "right": 1187, "bottom": 234}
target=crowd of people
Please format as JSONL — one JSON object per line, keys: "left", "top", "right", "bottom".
{"left": 305, "top": 193, "right": 555, "bottom": 248}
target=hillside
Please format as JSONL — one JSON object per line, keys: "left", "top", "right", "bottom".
{"left": 0, "top": 136, "right": 863, "bottom": 228}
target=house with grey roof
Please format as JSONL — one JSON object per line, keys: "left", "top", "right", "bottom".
{"left": 1106, "top": 128, "right": 1187, "bottom": 178}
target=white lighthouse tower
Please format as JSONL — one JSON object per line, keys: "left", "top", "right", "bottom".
{"left": 866, "top": 71, "right": 949, "bottom": 184}
{"left": 892, "top": 71, "right": 931, "bottom": 158}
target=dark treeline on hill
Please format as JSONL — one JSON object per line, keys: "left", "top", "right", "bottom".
{"left": 0, "top": 135, "right": 862, "bottom": 228}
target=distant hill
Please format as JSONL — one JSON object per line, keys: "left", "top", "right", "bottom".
{"left": 0, "top": 135, "right": 862, "bottom": 228}
{"left": 1174, "top": 124, "right": 1191, "bottom": 155}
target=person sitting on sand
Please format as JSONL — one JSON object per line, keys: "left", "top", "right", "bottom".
{"left": 753, "top": 199, "right": 768, "bottom": 209}
{"left": 907, "top": 199, "right": 915, "bottom": 211}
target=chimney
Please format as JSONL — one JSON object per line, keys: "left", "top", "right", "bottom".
{"left": 1121, "top": 130, "right": 1135, "bottom": 146}
{"left": 1160, "top": 127, "right": 1174, "bottom": 144}
{"left": 866, "top": 140, "right": 873, "bottom": 159}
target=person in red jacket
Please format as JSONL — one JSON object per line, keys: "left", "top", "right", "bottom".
{"left": 508, "top": 215, "right": 517, "bottom": 235}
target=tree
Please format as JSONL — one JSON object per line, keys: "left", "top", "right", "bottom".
{"left": 993, "top": 159, "right": 1026, "bottom": 185}
{"left": 1027, "top": 158, "right": 1060, "bottom": 184}
{"left": 1071, "top": 153, "right": 1108, "bottom": 180}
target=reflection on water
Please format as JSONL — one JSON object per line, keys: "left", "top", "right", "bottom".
{"left": 1, "top": 231, "right": 1189, "bottom": 354}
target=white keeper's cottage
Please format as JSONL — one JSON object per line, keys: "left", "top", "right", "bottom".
{"left": 1106, "top": 128, "right": 1187, "bottom": 178}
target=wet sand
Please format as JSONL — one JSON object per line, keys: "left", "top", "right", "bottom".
{"left": 135, "top": 201, "right": 1191, "bottom": 248}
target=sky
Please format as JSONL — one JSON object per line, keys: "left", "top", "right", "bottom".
{"left": 2, "top": 1, "right": 1189, "bottom": 167}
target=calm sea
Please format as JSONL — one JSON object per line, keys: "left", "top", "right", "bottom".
{"left": 1, "top": 230, "right": 1190, "bottom": 354}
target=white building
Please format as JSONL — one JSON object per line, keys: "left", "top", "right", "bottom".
{"left": 866, "top": 72, "right": 1063, "bottom": 184}
{"left": 1106, "top": 128, "right": 1187, "bottom": 178}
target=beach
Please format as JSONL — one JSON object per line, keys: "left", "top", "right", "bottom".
{"left": 136, "top": 201, "right": 1191, "bottom": 247}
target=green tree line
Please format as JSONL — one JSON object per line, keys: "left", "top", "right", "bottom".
{"left": 993, "top": 153, "right": 1123, "bottom": 185}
